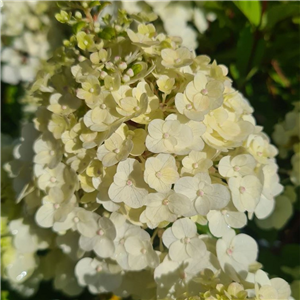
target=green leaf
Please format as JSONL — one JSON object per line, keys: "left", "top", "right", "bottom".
{"left": 72, "top": 21, "right": 87, "bottom": 34}
{"left": 234, "top": 1, "right": 262, "bottom": 27}
{"left": 292, "top": 16, "right": 300, "bottom": 25}
{"left": 236, "top": 25, "right": 254, "bottom": 80}
{"left": 261, "top": 3, "right": 300, "bottom": 29}
{"left": 229, "top": 64, "right": 240, "bottom": 81}
{"left": 131, "top": 63, "right": 143, "bottom": 75}
{"left": 98, "top": 27, "right": 115, "bottom": 40}
{"left": 1, "top": 291, "right": 10, "bottom": 300}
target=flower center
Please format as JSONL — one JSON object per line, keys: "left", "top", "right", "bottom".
{"left": 162, "top": 199, "right": 169, "bottom": 206}
{"left": 114, "top": 148, "right": 120, "bottom": 154}
{"left": 97, "top": 229, "right": 104, "bottom": 236}
{"left": 89, "top": 88, "right": 94, "bottom": 93}
{"left": 50, "top": 176, "right": 57, "bottom": 183}
{"left": 184, "top": 237, "right": 191, "bottom": 244}
{"left": 201, "top": 88, "right": 208, "bottom": 95}
{"left": 73, "top": 217, "right": 80, "bottom": 223}
{"left": 197, "top": 190, "right": 204, "bottom": 197}
{"left": 239, "top": 186, "right": 246, "bottom": 194}
{"left": 257, "top": 151, "right": 263, "bottom": 156}
{"left": 96, "top": 266, "right": 102, "bottom": 272}
{"left": 100, "top": 104, "right": 106, "bottom": 109}
{"left": 126, "top": 180, "right": 133, "bottom": 186}
{"left": 61, "top": 105, "right": 67, "bottom": 110}
{"left": 54, "top": 203, "right": 60, "bottom": 209}
{"left": 134, "top": 106, "right": 140, "bottom": 111}
{"left": 193, "top": 163, "right": 199, "bottom": 169}
{"left": 163, "top": 133, "right": 170, "bottom": 139}
{"left": 156, "top": 172, "right": 162, "bottom": 178}
{"left": 186, "top": 104, "right": 193, "bottom": 110}
{"left": 233, "top": 166, "right": 240, "bottom": 171}
{"left": 226, "top": 248, "right": 233, "bottom": 256}
{"left": 49, "top": 150, "right": 55, "bottom": 156}
{"left": 140, "top": 248, "right": 147, "bottom": 254}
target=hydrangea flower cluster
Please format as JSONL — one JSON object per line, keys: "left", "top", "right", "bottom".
{"left": 273, "top": 102, "right": 300, "bottom": 186}
{"left": 1, "top": 1, "right": 61, "bottom": 86}
{"left": 120, "top": 1, "right": 216, "bottom": 50}
{"left": 252, "top": 103, "right": 299, "bottom": 252}
{"left": 2, "top": 2, "right": 292, "bottom": 299}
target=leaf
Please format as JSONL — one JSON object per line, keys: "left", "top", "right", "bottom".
{"left": 234, "top": 1, "right": 262, "bottom": 27}
{"left": 98, "top": 27, "right": 115, "bottom": 40}
{"left": 236, "top": 25, "right": 254, "bottom": 80}
{"left": 229, "top": 64, "right": 240, "bottom": 81}
{"left": 292, "top": 16, "right": 300, "bottom": 25}
{"left": 261, "top": 4, "right": 300, "bottom": 30}
{"left": 72, "top": 21, "right": 87, "bottom": 34}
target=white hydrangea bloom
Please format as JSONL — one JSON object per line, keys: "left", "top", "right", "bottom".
{"left": 165, "top": 113, "right": 206, "bottom": 153}
{"left": 140, "top": 191, "right": 192, "bottom": 228}
{"left": 75, "top": 257, "right": 122, "bottom": 294}
{"left": 1, "top": 2, "right": 51, "bottom": 85}
{"left": 146, "top": 119, "right": 193, "bottom": 154}
{"left": 218, "top": 154, "right": 256, "bottom": 178}
{"left": 175, "top": 72, "right": 224, "bottom": 121}
{"left": 6, "top": 252, "right": 38, "bottom": 284}
{"left": 33, "top": 133, "right": 63, "bottom": 169}
{"left": 154, "top": 252, "right": 217, "bottom": 300}
{"left": 97, "top": 132, "right": 133, "bottom": 167}
{"left": 124, "top": 236, "right": 159, "bottom": 270}
{"left": 9, "top": 219, "right": 52, "bottom": 254}
{"left": 207, "top": 203, "right": 247, "bottom": 237}
{"left": 110, "top": 212, "right": 150, "bottom": 270}
{"left": 144, "top": 153, "right": 179, "bottom": 193}
{"left": 162, "top": 218, "right": 207, "bottom": 261}
{"left": 161, "top": 47, "right": 193, "bottom": 68}
{"left": 35, "top": 188, "right": 77, "bottom": 228}
{"left": 2, "top": 3, "right": 292, "bottom": 299}
{"left": 228, "top": 175, "right": 262, "bottom": 213}
{"left": 79, "top": 216, "right": 116, "bottom": 258}
{"left": 175, "top": 173, "right": 230, "bottom": 215}
{"left": 246, "top": 133, "right": 278, "bottom": 164}
{"left": 216, "top": 229, "right": 258, "bottom": 280}
{"left": 108, "top": 158, "right": 149, "bottom": 208}
{"left": 181, "top": 150, "right": 213, "bottom": 175}
{"left": 250, "top": 270, "right": 291, "bottom": 300}
{"left": 53, "top": 208, "right": 98, "bottom": 238}
{"left": 254, "top": 162, "right": 283, "bottom": 219}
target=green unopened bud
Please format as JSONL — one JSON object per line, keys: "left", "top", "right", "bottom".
{"left": 63, "top": 40, "right": 71, "bottom": 47}
{"left": 132, "top": 64, "right": 143, "bottom": 75}
{"left": 75, "top": 11, "right": 82, "bottom": 19}
{"left": 55, "top": 10, "right": 70, "bottom": 23}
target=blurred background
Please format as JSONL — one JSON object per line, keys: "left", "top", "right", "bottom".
{"left": 1, "top": 1, "right": 299, "bottom": 299}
